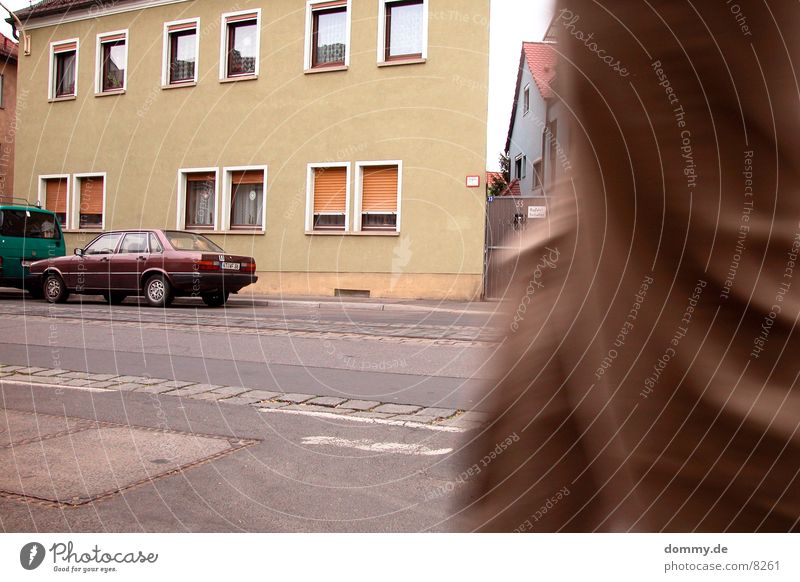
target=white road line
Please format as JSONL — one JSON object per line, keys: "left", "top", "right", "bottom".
{"left": 0, "top": 379, "right": 113, "bottom": 393}
{"left": 258, "top": 407, "right": 470, "bottom": 433}
{"left": 302, "top": 436, "right": 453, "bottom": 456}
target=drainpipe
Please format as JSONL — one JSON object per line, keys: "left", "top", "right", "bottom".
{"left": 1, "top": 2, "right": 30, "bottom": 56}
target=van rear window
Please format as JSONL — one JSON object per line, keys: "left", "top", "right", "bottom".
{"left": 0, "top": 210, "right": 61, "bottom": 239}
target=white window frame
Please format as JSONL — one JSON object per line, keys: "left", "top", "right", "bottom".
{"left": 95, "top": 30, "right": 128, "bottom": 95}
{"left": 523, "top": 83, "right": 531, "bottom": 115}
{"left": 305, "top": 162, "right": 351, "bottom": 233}
{"left": 48, "top": 38, "right": 79, "bottom": 100}
{"left": 304, "top": 0, "right": 352, "bottom": 71}
{"left": 515, "top": 154, "right": 526, "bottom": 180}
{"left": 37, "top": 174, "right": 72, "bottom": 230}
{"left": 219, "top": 9, "right": 262, "bottom": 80}
{"left": 354, "top": 160, "right": 402, "bottom": 233}
{"left": 377, "top": 0, "right": 429, "bottom": 64}
{"left": 71, "top": 172, "right": 107, "bottom": 231}
{"left": 176, "top": 167, "right": 219, "bottom": 231}
{"left": 162, "top": 18, "right": 200, "bottom": 87}
{"left": 532, "top": 157, "right": 543, "bottom": 191}
{"left": 221, "top": 165, "right": 268, "bottom": 232}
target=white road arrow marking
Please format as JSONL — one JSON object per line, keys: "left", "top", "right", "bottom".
{"left": 302, "top": 436, "right": 452, "bottom": 456}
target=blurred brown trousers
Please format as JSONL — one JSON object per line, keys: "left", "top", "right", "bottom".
{"left": 460, "top": 0, "right": 800, "bottom": 531}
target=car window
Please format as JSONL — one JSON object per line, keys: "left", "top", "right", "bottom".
{"left": 0, "top": 210, "right": 60, "bottom": 239}
{"left": 149, "top": 233, "right": 163, "bottom": 253}
{"left": 85, "top": 233, "right": 122, "bottom": 255}
{"left": 118, "top": 233, "right": 149, "bottom": 254}
{"left": 166, "top": 232, "right": 224, "bottom": 252}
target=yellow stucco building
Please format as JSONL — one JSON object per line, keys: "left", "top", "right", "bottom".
{"left": 12, "top": 0, "right": 489, "bottom": 299}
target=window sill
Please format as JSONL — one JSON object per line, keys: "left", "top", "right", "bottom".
{"left": 49, "top": 96, "right": 76, "bottom": 103}
{"left": 220, "top": 74, "right": 258, "bottom": 84}
{"left": 216, "top": 230, "right": 266, "bottom": 235}
{"left": 378, "top": 58, "right": 426, "bottom": 68}
{"left": 162, "top": 81, "right": 197, "bottom": 90}
{"left": 305, "top": 231, "right": 400, "bottom": 237}
{"left": 304, "top": 65, "right": 349, "bottom": 75}
{"left": 95, "top": 89, "right": 125, "bottom": 98}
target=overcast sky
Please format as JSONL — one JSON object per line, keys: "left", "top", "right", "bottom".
{"left": 0, "top": 0, "right": 555, "bottom": 171}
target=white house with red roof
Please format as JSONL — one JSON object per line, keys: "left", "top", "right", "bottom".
{"left": 504, "top": 41, "right": 559, "bottom": 197}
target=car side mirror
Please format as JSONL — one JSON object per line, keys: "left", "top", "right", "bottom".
{"left": 74, "top": 248, "right": 85, "bottom": 257}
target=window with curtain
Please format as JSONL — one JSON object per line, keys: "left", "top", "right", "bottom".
{"left": 312, "top": 167, "right": 347, "bottom": 231}
{"left": 100, "top": 35, "right": 126, "bottom": 92}
{"left": 384, "top": 1, "right": 424, "bottom": 61}
{"left": 312, "top": 3, "right": 347, "bottom": 67}
{"left": 184, "top": 173, "right": 215, "bottom": 229}
{"left": 230, "top": 170, "right": 264, "bottom": 229}
{"left": 360, "top": 165, "right": 398, "bottom": 231}
{"left": 53, "top": 43, "right": 77, "bottom": 98}
{"left": 167, "top": 23, "right": 197, "bottom": 84}
{"left": 224, "top": 14, "right": 258, "bottom": 77}
{"left": 78, "top": 176, "right": 104, "bottom": 229}
{"left": 44, "top": 178, "right": 68, "bottom": 227}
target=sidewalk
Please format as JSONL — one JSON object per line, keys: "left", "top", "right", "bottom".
{"left": 0, "top": 287, "right": 505, "bottom": 315}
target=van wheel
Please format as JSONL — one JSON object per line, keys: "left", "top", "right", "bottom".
{"left": 43, "top": 274, "right": 69, "bottom": 304}
{"left": 202, "top": 292, "right": 229, "bottom": 307}
{"left": 144, "top": 274, "right": 173, "bottom": 308}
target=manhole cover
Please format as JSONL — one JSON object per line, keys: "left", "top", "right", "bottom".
{"left": 0, "top": 412, "right": 256, "bottom": 507}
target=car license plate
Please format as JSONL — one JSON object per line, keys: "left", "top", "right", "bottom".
{"left": 21, "top": 260, "right": 32, "bottom": 268}
{"left": 221, "top": 262, "right": 240, "bottom": 271}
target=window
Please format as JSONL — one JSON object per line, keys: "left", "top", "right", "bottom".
{"left": 50, "top": 40, "right": 78, "bottom": 99}
{"left": 223, "top": 167, "right": 266, "bottom": 230}
{"left": 523, "top": 84, "right": 530, "bottom": 115}
{"left": 40, "top": 177, "right": 68, "bottom": 227}
{"left": 547, "top": 120, "right": 558, "bottom": 184}
{"left": 356, "top": 162, "right": 401, "bottom": 232}
{"left": 119, "top": 232, "right": 149, "bottom": 254}
{"left": 74, "top": 174, "right": 105, "bottom": 230}
{"left": 0, "top": 210, "right": 59, "bottom": 240}
{"left": 307, "top": 164, "right": 350, "bottom": 232}
{"left": 532, "top": 159, "right": 543, "bottom": 191}
{"left": 85, "top": 233, "right": 122, "bottom": 255}
{"left": 220, "top": 10, "right": 260, "bottom": 79}
{"left": 163, "top": 19, "right": 199, "bottom": 86}
{"left": 96, "top": 31, "right": 127, "bottom": 94}
{"left": 514, "top": 155, "right": 526, "bottom": 180}
{"left": 305, "top": 0, "right": 351, "bottom": 70}
{"left": 378, "top": 0, "right": 427, "bottom": 63}
{"left": 149, "top": 232, "right": 163, "bottom": 253}
{"left": 179, "top": 170, "right": 217, "bottom": 230}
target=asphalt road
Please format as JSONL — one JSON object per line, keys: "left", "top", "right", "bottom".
{"left": 0, "top": 296, "right": 504, "bottom": 411}
{"left": 0, "top": 379, "right": 483, "bottom": 532}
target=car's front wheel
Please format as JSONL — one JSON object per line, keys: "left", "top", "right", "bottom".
{"left": 43, "top": 273, "right": 69, "bottom": 304}
{"left": 202, "top": 291, "right": 229, "bottom": 307}
{"left": 143, "top": 274, "right": 173, "bottom": 308}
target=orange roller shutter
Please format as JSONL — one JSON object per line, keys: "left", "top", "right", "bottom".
{"left": 226, "top": 12, "right": 258, "bottom": 23}
{"left": 313, "top": 167, "right": 347, "bottom": 213}
{"left": 80, "top": 177, "right": 104, "bottom": 215}
{"left": 45, "top": 179, "right": 67, "bottom": 214}
{"left": 231, "top": 170, "right": 263, "bottom": 186}
{"left": 168, "top": 22, "right": 196, "bottom": 33}
{"left": 186, "top": 172, "right": 216, "bottom": 182}
{"left": 361, "top": 166, "right": 398, "bottom": 212}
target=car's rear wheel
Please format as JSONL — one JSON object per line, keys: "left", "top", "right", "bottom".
{"left": 104, "top": 293, "right": 127, "bottom": 305}
{"left": 43, "top": 273, "right": 69, "bottom": 304}
{"left": 144, "top": 274, "right": 173, "bottom": 308}
{"left": 202, "top": 291, "right": 229, "bottom": 307}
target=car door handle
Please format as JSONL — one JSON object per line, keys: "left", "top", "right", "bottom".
{"left": 137, "top": 256, "right": 147, "bottom": 261}
{"left": 100, "top": 257, "right": 110, "bottom": 262}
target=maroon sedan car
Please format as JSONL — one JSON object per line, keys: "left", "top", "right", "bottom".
{"left": 29, "top": 230, "right": 257, "bottom": 307}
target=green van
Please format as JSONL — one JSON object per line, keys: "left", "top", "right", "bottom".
{"left": 0, "top": 198, "right": 65, "bottom": 296}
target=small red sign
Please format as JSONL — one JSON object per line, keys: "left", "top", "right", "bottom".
{"left": 466, "top": 175, "right": 480, "bottom": 188}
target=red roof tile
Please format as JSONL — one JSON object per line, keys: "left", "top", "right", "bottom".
{"left": 522, "top": 42, "right": 557, "bottom": 100}
{"left": 0, "top": 32, "right": 18, "bottom": 61}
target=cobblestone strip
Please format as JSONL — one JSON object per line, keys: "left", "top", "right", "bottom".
{"left": 0, "top": 363, "right": 487, "bottom": 429}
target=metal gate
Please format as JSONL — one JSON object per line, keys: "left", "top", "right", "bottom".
{"left": 484, "top": 196, "right": 549, "bottom": 299}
